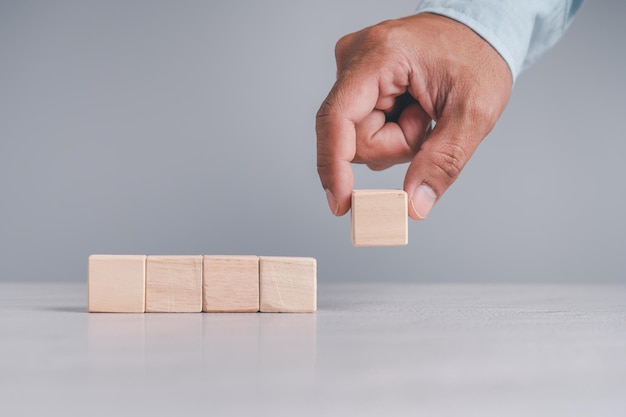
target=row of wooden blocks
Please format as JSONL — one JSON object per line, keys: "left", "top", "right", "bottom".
{"left": 88, "top": 255, "right": 316, "bottom": 313}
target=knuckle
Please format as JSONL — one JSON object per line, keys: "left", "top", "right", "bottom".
{"left": 335, "top": 34, "right": 351, "bottom": 61}
{"left": 429, "top": 142, "right": 467, "bottom": 183}
{"left": 363, "top": 24, "right": 387, "bottom": 44}
{"left": 464, "top": 96, "right": 500, "bottom": 130}
{"left": 316, "top": 156, "right": 335, "bottom": 178}
{"left": 354, "top": 140, "right": 372, "bottom": 163}
{"left": 316, "top": 163, "right": 329, "bottom": 176}
{"left": 354, "top": 131, "right": 380, "bottom": 163}
{"left": 335, "top": 21, "right": 400, "bottom": 71}
{"left": 315, "top": 98, "right": 336, "bottom": 126}
{"left": 363, "top": 20, "right": 396, "bottom": 44}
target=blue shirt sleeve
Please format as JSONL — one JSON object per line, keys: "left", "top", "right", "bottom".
{"left": 414, "top": 0, "right": 583, "bottom": 81}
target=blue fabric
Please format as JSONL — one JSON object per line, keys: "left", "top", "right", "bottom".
{"left": 415, "top": 0, "right": 583, "bottom": 80}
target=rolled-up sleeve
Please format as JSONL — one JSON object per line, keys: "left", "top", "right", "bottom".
{"left": 415, "top": 0, "right": 583, "bottom": 81}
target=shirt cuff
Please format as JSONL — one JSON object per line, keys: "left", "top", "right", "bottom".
{"left": 414, "top": 0, "right": 582, "bottom": 82}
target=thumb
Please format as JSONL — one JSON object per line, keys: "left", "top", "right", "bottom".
{"left": 403, "top": 115, "right": 484, "bottom": 220}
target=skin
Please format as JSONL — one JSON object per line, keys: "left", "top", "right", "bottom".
{"left": 316, "top": 13, "right": 512, "bottom": 220}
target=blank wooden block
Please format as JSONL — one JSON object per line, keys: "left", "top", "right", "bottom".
{"left": 88, "top": 254, "right": 146, "bottom": 313}
{"left": 146, "top": 255, "right": 202, "bottom": 313}
{"left": 203, "top": 255, "right": 259, "bottom": 313}
{"left": 351, "top": 189, "right": 408, "bottom": 247}
{"left": 259, "top": 257, "right": 316, "bottom": 313}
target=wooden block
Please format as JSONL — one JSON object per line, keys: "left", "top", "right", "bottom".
{"left": 259, "top": 257, "right": 316, "bottom": 313}
{"left": 351, "top": 189, "right": 408, "bottom": 246}
{"left": 88, "top": 254, "right": 146, "bottom": 313}
{"left": 203, "top": 255, "right": 259, "bottom": 313}
{"left": 146, "top": 255, "right": 203, "bottom": 313}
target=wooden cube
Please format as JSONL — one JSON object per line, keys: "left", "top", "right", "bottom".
{"left": 146, "top": 255, "right": 203, "bottom": 313}
{"left": 203, "top": 255, "right": 259, "bottom": 312}
{"left": 259, "top": 257, "right": 316, "bottom": 313}
{"left": 88, "top": 254, "right": 146, "bottom": 313}
{"left": 351, "top": 189, "right": 408, "bottom": 246}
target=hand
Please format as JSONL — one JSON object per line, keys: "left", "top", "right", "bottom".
{"left": 316, "top": 13, "right": 512, "bottom": 220}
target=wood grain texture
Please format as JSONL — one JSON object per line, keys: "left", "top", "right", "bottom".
{"left": 203, "top": 255, "right": 259, "bottom": 313}
{"left": 88, "top": 254, "right": 146, "bottom": 313}
{"left": 351, "top": 189, "right": 408, "bottom": 247}
{"left": 146, "top": 255, "right": 202, "bottom": 313}
{"left": 259, "top": 257, "right": 316, "bottom": 313}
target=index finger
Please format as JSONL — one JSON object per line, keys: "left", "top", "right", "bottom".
{"left": 316, "top": 74, "right": 378, "bottom": 216}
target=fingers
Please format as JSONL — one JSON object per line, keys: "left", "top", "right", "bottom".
{"left": 353, "top": 103, "right": 431, "bottom": 166}
{"left": 321, "top": 21, "right": 424, "bottom": 216}
{"left": 403, "top": 114, "right": 484, "bottom": 220}
{"left": 322, "top": 13, "right": 513, "bottom": 221}
{"left": 317, "top": 83, "right": 433, "bottom": 217}
{"left": 316, "top": 75, "right": 379, "bottom": 216}
{"left": 397, "top": 102, "right": 432, "bottom": 152}
{"left": 354, "top": 111, "right": 410, "bottom": 164}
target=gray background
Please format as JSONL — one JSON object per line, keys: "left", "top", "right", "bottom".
{"left": 1, "top": 0, "right": 624, "bottom": 283}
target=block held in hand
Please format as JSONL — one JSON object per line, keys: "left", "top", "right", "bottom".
{"left": 351, "top": 189, "right": 408, "bottom": 247}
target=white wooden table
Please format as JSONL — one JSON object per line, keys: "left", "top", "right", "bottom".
{"left": 1, "top": 283, "right": 624, "bottom": 416}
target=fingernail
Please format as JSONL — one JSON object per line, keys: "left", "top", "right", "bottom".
{"left": 325, "top": 189, "right": 338, "bottom": 215}
{"left": 410, "top": 184, "right": 437, "bottom": 219}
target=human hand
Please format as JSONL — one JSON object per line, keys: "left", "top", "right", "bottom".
{"left": 316, "top": 13, "right": 512, "bottom": 220}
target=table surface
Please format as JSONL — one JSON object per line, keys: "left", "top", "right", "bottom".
{"left": 0, "top": 283, "right": 625, "bottom": 416}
